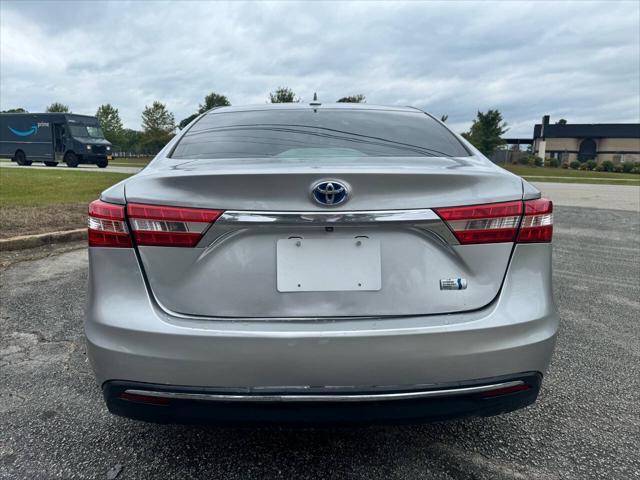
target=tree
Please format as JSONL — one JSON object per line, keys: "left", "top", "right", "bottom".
{"left": 178, "top": 91, "right": 231, "bottom": 129}
{"left": 120, "top": 129, "right": 144, "bottom": 153}
{"left": 269, "top": 87, "right": 300, "bottom": 103}
{"left": 462, "top": 109, "right": 508, "bottom": 156}
{"left": 199, "top": 92, "right": 231, "bottom": 113}
{"left": 178, "top": 113, "right": 200, "bottom": 130}
{"left": 46, "top": 102, "right": 70, "bottom": 113}
{"left": 141, "top": 101, "right": 175, "bottom": 153}
{"left": 95, "top": 104, "right": 124, "bottom": 145}
{"left": 556, "top": 118, "right": 567, "bottom": 125}
{"left": 1, "top": 107, "right": 28, "bottom": 113}
{"left": 337, "top": 94, "right": 366, "bottom": 103}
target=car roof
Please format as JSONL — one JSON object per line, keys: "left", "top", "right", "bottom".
{"left": 204, "top": 103, "right": 423, "bottom": 115}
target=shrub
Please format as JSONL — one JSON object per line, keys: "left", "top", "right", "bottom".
{"left": 561, "top": 161, "right": 569, "bottom": 169}
{"left": 517, "top": 155, "right": 529, "bottom": 165}
{"left": 613, "top": 165, "right": 624, "bottom": 173}
{"left": 586, "top": 160, "right": 597, "bottom": 170}
{"left": 569, "top": 160, "right": 581, "bottom": 170}
{"left": 595, "top": 164, "right": 605, "bottom": 172}
{"left": 549, "top": 158, "right": 560, "bottom": 168}
{"left": 534, "top": 156, "right": 544, "bottom": 167}
{"left": 601, "top": 160, "right": 614, "bottom": 172}
{"left": 630, "top": 167, "right": 640, "bottom": 174}
{"left": 622, "top": 163, "right": 634, "bottom": 173}
{"left": 579, "top": 163, "right": 588, "bottom": 171}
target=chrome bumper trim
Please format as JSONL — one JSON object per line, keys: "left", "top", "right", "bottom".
{"left": 219, "top": 208, "right": 440, "bottom": 225}
{"left": 201, "top": 208, "right": 459, "bottom": 247}
{"left": 124, "top": 380, "right": 524, "bottom": 403}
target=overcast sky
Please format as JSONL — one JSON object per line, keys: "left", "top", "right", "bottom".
{"left": 1, "top": 1, "right": 639, "bottom": 136}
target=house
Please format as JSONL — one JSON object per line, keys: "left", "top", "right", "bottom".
{"left": 532, "top": 115, "right": 640, "bottom": 163}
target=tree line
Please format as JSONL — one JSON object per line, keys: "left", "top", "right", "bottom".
{"left": 2, "top": 88, "right": 511, "bottom": 157}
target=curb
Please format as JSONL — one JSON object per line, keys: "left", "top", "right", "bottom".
{"left": 0, "top": 229, "right": 87, "bottom": 252}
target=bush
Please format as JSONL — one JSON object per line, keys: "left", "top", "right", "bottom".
{"left": 601, "top": 160, "right": 614, "bottom": 172}
{"left": 534, "top": 156, "right": 544, "bottom": 167}
{"left": 631, "top": 167, "right": 640, "bottom": 174}
{"left": 561, "top": 161, "right": 569, "bottom": 169}
{"left": 586, "top": 160, "right": 597, "bottom": 170}
{"left": 595, "top": 164, "right": 605, "bottom": 172}
{"left": 569, "top": 160, "right": 581, "bottom": 170}
{"left": 518, "top": 155, "right": 529, "bottom": 165}
{"left": 549, "top": 158, "right": 560, "bottom": 168}
{"left": 622, "top": 162, "right": 634, "bottom": 173}
{"left": 579, "top": 163, "right": 588, "bottom": 171}
{"left": 613, "top": 165, "right": 624, "bottom": 173}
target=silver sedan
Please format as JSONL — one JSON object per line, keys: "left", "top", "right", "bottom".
{"left": 85, "top": 103, "right": 557, "bottom": 424}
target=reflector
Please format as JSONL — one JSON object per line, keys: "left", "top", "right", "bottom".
{"left": 479, "top": 383, "right": 531, "bottom": 397}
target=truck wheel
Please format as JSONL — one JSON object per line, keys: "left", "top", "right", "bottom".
{"left": 96, "top": 159, "right": 108, "bottom": 168}
{"left": 64, "top": 152, "right": 79, "bottom": 168}
{"left": 15, "top": 151, "right": 32, "bottom": 166}
{"left": 44, "top": 161, "right": 58, "bottom": 167}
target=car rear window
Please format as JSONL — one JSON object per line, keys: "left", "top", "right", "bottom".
{"left": 170, "top": 109, "right": 470, "bottom": 159}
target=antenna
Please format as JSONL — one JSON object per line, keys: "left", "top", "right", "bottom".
{"left": 310, "top": 92, "right": 321, "bottom": 106}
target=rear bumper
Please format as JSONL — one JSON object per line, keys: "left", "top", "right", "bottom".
{"left": 104, "top": 372, "right": 542, "bottom": 424}
{"left": 86, "top": 243, "right": 558, "bottom": 422}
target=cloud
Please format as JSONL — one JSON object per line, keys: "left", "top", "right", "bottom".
{"left": 1, "top": 0, "right": 638, "bottom": 136}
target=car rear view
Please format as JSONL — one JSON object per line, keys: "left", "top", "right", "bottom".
{"left": 85, "top": 104, "right": 558, "bottom": 424}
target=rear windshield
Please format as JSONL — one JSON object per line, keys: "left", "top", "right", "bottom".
{"left": 171, "top": 109, "right": 470, "bottom": 159}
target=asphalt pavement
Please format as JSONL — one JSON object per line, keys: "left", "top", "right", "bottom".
{"left": 1, "top": 205, "right": 639, "bottom": 480}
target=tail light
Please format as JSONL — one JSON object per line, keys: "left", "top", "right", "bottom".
{"left": 127, "top": 203, "right": 223, "bottom": 247}
{"left": 88, "top": 200, "right": 223, "bottom": 248}
{"left": 88, "top": 200, "right": 132, "bottom": 248}
{"left": 435, "top": 199, "right": 553, "bottom": 245}
{"left": 517, "top": 198, "right": 553, "bottom": 243}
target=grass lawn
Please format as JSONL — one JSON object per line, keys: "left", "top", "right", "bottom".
{"left": 109, "top": 156, "right": 153, "bottom": 167}
{"left": 1, "top": 168, "right": 131, "bottom": 238}
{"left": 502, "top": 165, "right": 640, "bottom": 186}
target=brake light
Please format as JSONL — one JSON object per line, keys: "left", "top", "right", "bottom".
{"left": 88, "top": 200, "right": 132, "bottom": 248}
{"left": 127, "top": 203, "right": 223, "bottom": 247}
{"left": 435, "top": 199, "right": 553, "bottom": 245}
{"left": 517, "top": 198, "right": 553, "bottom": 243}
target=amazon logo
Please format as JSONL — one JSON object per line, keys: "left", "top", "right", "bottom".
{"left": 8, "top": 122, "right": 49, "bottom": 137}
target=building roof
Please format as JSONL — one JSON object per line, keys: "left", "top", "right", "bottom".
{"left": 534, "top": 123, "right": 640, "bottom": 139}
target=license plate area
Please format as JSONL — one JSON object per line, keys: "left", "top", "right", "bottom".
{"left": 277, "top": 237, "right": 382, "bottom": 292}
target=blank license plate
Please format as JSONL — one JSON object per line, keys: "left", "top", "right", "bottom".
{"left": 277, "top": 238, "right": 381, "bottom": 292}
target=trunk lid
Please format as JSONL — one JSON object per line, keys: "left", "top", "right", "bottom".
{"left": 124, "top": 157, "right": 522, "bottom": 318}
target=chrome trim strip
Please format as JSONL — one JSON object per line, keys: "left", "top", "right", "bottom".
{"left": 124, "top": 380, "right": 524, "bottom": 403}
{"left": 219, "top": 208, "right": 441, "bottom": 225}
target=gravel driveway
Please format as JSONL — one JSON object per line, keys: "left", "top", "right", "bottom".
{"left": 1, "top": 205, "right": 639, "bottom": 480}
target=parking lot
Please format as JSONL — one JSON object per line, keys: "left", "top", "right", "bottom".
{"left": 1, "top": 203, "right": 639, "bottom": 479}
